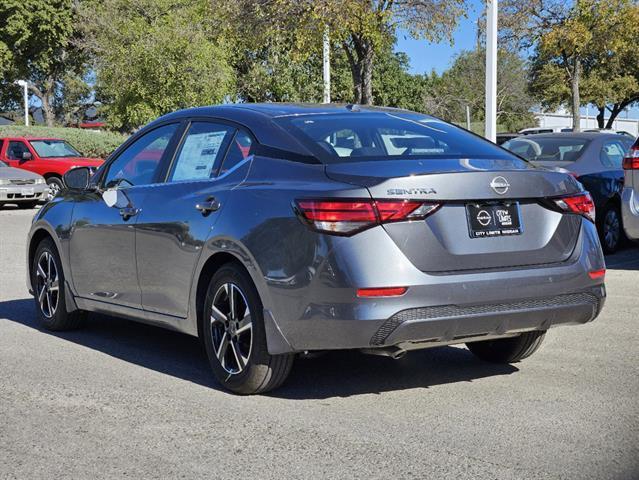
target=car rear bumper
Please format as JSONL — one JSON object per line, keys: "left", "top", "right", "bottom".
{"left": 0, "top": 185, "right": 47, "bottom": 202}
{"left": 263, "top": 219, "right": 606, "bottom": 354}
{"left": 621, "top": 186, "right": 639, "bottom": 240}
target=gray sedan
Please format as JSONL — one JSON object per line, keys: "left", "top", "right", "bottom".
{"left": 26, "top": 104, "right": 607, "bottom": 394}
{"left": 0, "top": 160, "right": 48, "bottom": 208}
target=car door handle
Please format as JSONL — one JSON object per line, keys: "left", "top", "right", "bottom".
{"left": 119, "top": 206, "right": 140, "bottom": 221}
{"left": 195, "top": 197, "right": 221, "bottom": 215}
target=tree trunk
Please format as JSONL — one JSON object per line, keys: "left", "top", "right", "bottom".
{"left": 360, "top": 47, "right": 374, "bottom": 105}
{"left": 344, "top": 36, "right": 374, "bottom": 105}
{"left": 596, "top": 106, "right": 605, "bottom": 128}
{"left": 41, "top": 93, "right": 55, "bottom": 127}
{"left": 570, "top": 58, "right": 581, "bottom": 132}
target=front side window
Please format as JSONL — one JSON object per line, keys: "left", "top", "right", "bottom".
{"left": 103, "top": 123, "right": 178, "bottom": 188}
{"left": 168, "top": 122, "right": 234, "bottom": 182}
{"left": 29, "top": 140, "right": 81, "bottom": 158}
{"left": 600, "top": 140, "right": 626, "bottom": 168}
{"left": 276, "top": 113, "right": 514, "bottom": 164}
{"left": 7, "top": 141, "right": 29, "bottom": 160}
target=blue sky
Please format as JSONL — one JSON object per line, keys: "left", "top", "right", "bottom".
{"left": 396, "top": 0, "right": 484, "bottom": 75}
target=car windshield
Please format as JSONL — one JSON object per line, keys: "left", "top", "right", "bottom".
{"left": 502, "top": 137, "right": 588, "bottom": 162}
{"left": 29, "top": 140, "right": 81, "bottom": 158}
{"left": 275, "top": 112, "right": 515, "bottom": 163}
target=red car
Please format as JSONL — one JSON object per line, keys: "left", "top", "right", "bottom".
{"left": 0, "top": 137, "right": 103, "bottom": 200}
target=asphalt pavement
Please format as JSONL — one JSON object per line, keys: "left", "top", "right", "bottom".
{"left": 1, "top": 206, "right": 637, "bottom": 479}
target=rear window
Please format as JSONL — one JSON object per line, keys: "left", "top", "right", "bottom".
{"left": 275, "top": 113, "right": 515, "bottom": 164}
{"left": 502, "top": 137, "right": 588, "bottom": 162}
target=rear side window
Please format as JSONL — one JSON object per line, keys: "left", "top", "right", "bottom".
{"left": 218, "top": 130, "right": 254, "bottom": 176}
{"left": 168, "top": 122, "right": 234, "bottom": 182}
{"left": 275, "top": 113, "right": 514, "bottom": 164}
{"left": 600, "top": 140, "right": 626, "bottom": 168}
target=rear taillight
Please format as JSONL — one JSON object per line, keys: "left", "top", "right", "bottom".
{"left": 357, "top": 287, "right": 408, "bottom": 297}
{"left": 553, "top": 193, "right": 596, "bottom": 222}
{"left": 623, "top": 146, "right": 639, "bottom": 170}
{"left": 295, "top": 199, "right": 440, "bottom": 235}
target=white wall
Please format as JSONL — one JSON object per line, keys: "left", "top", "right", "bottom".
{"left": 535, "top": 112, "right": 639, "bottom": 136}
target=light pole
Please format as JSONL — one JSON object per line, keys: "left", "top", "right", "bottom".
{"left": 14, "top": 80, "right": 29, "bottom": 127}
{"left": 485, "top": 0, "right": 498, "bottom": 142}
{"left": 322, "top": 27, "right": 331, "bottom": 103}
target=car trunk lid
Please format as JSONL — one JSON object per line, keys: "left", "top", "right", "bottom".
{"left": 325, "top": 158, "right": 584, "bottom": 272}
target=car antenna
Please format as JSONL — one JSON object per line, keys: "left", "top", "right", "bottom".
{"left": 345, "top": 104, "right": 360, "bottom": 112}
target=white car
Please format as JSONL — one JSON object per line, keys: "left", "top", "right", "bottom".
{"left": 519, "top": 127, "right": 573, "bottom": 135}
{"left": 0, "top": 160, "right": 48, "bottom": 208}
{"left": 622, "top": 138, "right": 639, "bottom": 240}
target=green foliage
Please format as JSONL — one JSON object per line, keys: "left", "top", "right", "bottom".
{"left": 0, "top": 0, "right": 86, "bottom": 126}
{"left": 81, "top": 0, "right": 233, "bottom": 131}
{"left": 424, "top": 49, "right": 535, "bottom": 131}
{"left": 0, "top": 125, "right": 127, "bottom": 159}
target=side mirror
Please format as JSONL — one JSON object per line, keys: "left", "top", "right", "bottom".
{"left": 102, "top": 188, "right": 130, "bottom": 209}
{"left": 63, "top": 166, "right": 90, "bottom": 190}
{"left": 22, "top": 151, "right": 32, "bottom": 160}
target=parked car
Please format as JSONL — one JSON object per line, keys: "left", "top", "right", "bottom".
{"left": 584, "top": 128, "right": 635, "bottom": 139}
{"left": 0, "top": 159, "right": 47, "bottom": 208}
{"left": 27, "top": 104, "right": 607, "bottom": 394}
{"left": 519, "top": 127, "right": 573, "bottom": 135}
{"left": 0, "top": 137, "right": 103, "bottom": 200}
{"left": 621, "top": 137, "right": 639, "bottom": 241}
{"left": 496, "top": 133, "right": 519, "bottom": 145}
{"left": 502, "top": 132, "right": 634, "bottom": 253}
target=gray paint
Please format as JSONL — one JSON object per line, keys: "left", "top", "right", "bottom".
{"left": 26, "top": 104, "right": 607, "bottom": 355}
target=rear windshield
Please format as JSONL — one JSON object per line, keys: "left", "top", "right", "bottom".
{"left": 29, "top": 140, "right": 81, "bottom": 158}
{"left": 275, "top": 113, "right": 515, "bottom": 164}
{"left": 502, "top": 137, "right": 588, "bottom": 162}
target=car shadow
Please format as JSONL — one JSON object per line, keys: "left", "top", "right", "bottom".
{"left": 0, "top": 298, "right": 518, "bottom": 399}
{"left": 605, "top": 245, "right": 639, "bottom": 271}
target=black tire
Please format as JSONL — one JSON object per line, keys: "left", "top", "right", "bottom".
{"left": 202, "top": 263, "right": 294, "bottom": 394}
{"left": 31, "top": 238, "right": 85, "bottom": 331}
{"left": 466, "top": 331, "right": 546, "bottom": 363}
{"left": 598, "top": 203, "right": 624, "bottom": 254}
{"left": 18, "top": 201, "right": 38, "bottom": 209}
{"left": 46, "top": 177, "right": 64, "bottom": 201}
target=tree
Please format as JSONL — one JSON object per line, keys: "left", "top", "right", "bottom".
{"left": 502, "top": 0, "right": 638, "bottom": 132}
{"left": 219, "top": 0, "right": 467, "bottom": 105}
{"left": 80, "top": 0, "right": 233, "bottom": 131}
{"left": 423, "top": 49, "right": 535, "bottom": 131}
{"left": 580, "top": 2, "right": 639, "bottom": 128}
{"left": 0, "top": 0, "right": 86, "bottom": 126}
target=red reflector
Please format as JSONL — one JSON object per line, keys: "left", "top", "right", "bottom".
{"left": 357, "top": 287, "right": 408, "bottom": 297}
{"left": 554, "top": 193, "right": 596, "bottom": 222}
{"left": 588, "top": 269, "right": 606, "bottom": 280}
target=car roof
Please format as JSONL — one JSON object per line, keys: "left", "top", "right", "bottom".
{"left": 161, "top": 102, "right": 416, "bottom": 120}
{"left": 0, "top": 136, "right": 65, "bottom": 141}
{"left": 514, "top": 132, "right": 626, "bottom": 140}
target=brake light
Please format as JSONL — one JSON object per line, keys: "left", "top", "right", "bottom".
{"left": 357, "top": 287, "right": 408, "bottom": 297}
{"left": 295, "top": 199, "right": 440, "bottom": 235}
{"left": 553, "top": 193, "right": 596, "bottom": 222}
{"left": 623, "top": 146, "right": 639, "bottom": 170}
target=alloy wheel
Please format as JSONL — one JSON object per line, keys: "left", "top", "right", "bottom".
{"left": 210, "top": 283, "right": 253, "bottom": 375}
{"left": 603, "top": 209, "right": 620, "bottom": 251}
{"left": 35, "top": 251, "right": 59, "bottom": 318}
{"left": 46, "top": 181, "right": 61, "bottom": 201}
